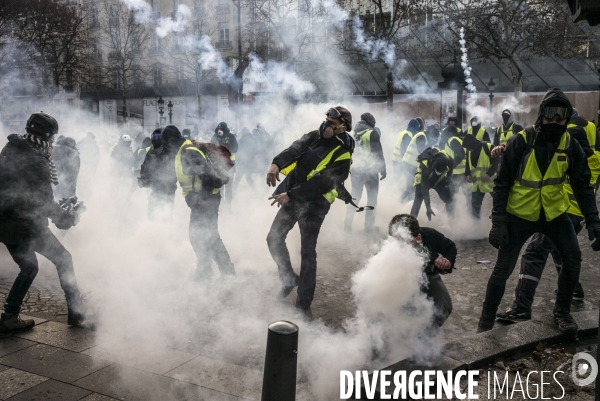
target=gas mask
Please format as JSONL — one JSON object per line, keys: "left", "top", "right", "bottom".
{"left": 319, "top": 120, "right": 343, "bottom": 139}
{"left": 434, "top": 170, "right": 443, "bottom": 176}
{"left": 218, "top": 130, "right": 224, "bottom": 136}
{"left": 541, "top": 123, "right": 566, "bottom": 143}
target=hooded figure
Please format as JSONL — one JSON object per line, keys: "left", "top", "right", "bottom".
{"left": 410, "top": 147, "right": 454, "bottom": 221}
{"left": 479, "top": 87, "right": 600, "bottom": 335}
{"left": 210, "top": 122, "right": 238, "bottom": 207}
{"left": 494, "top": 110, "right": 523, "bottom": 147}
{"left": 266, "top": 106, "right": 354, "bottom": 320}
{"left": 52, "top": 136, "right": 80, "bottom": 200}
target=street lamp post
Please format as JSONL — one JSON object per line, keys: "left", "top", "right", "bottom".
{"left": 168, "top": 100, "right": 173, "bottom": 124}
{"left": 157, "top": 96, "right": 165, "bottom": 126}
{"left": 597, "top": 69, "right": 600, "bottom": 123}
{"left": 488, "top": 77, "right": 496, "bottom": 122}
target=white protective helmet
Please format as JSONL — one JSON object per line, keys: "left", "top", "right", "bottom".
{"left": 120, "top": 134, "right": 132, "bottom": 143}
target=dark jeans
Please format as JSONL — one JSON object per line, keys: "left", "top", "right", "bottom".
{"left": 189, "top": 195, "right": 235, "bottom": 279}
{"left": 481, "top": 212, "right": 581, "bottom": 320}
{"left": 471, "top": 190, "right": 491, "bottom": 219}
{"left": 422, "top": 273, "right": 453, "bottom": 333}
{"left": 4, "top": 226, "right": 81, "bottom": 315}
{"left": 266, "top": 197, "right": 330, "bottom": 310}
{"left": 511, "top": 214, "right": 584, "bottom": 314}
{"left": 148, "top": 190, "right": 175, "bottom": 220}
{"left": 410, "top": 178, "right": 454, "bottom": 218}
{"left": 400, "top": 163, "right": 417, "bottom": 201}
{"left": 344, "top": 172, "right": 379, "bottom": 232}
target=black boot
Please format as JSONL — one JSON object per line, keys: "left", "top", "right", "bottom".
{"left": 552, "top": 311, "right": 578, "bottom": 334}
{"left": 476, "top": 316, "right": 495, "bottom": 333}
{"left": 0, "top": 313, "right": 35, "bottom": 337}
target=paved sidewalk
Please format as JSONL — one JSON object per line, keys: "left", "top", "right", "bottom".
{"left": 0, "top": 316, "right": 314, "bottom": 401}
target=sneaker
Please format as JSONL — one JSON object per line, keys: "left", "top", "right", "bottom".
{"left": 476, "top": 316, "right": 495, "bottom": 333}
{"left": 496, "top": 309, "right": 531, "bottom": 322}
{"left": 573, "top": 288, "right": 585, "bottom": 302}
{"left": 0, "top": 313, "right": 35, "bottom": 338}
{"left": 553, "top": 313, "right": 578, "bottom": 334}
{"left": 277, "top": 275, "right": 299, "bottom": 300}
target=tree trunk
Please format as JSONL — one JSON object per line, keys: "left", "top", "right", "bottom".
{"left": 122, "top": 95, "right": 128, "bottom": 124}
{"left": 386, "top": 67, "right": 393, "bottom": 113}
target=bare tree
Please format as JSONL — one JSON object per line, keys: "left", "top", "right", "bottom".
{"left": 431, "top": 0, "right": 585, "bottom": 97}
{"left": 101, "top": 2, "right": 151, "bottom": 123}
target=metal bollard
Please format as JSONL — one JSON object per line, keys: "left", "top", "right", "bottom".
{"left": 261, "top": 321, "right": 299, "bottom": 401}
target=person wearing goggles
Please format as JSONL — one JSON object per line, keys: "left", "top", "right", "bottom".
{"left": 479, "top": 88, "right": 600, "bottom": 335}
{"left": 265, "top": 106, "right": 354, "bottom": 320}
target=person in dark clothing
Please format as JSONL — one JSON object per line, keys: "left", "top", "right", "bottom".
{"left": 479, "top": 88, "right": 600, "bottom": 334}
{"left": 463, "top": 134, "right": 500, "bottom": 219}
{"left": 494, "top": 125, "right": 598, "bottom": 322}
{"left": 110, "top": 134, "right": 134, "bottom": 179}
{"left": 388, "top": 214, "right": 456, "bottom": 331}
{"left": 211, "top": 122, "right": 238, "bottom": 208}
{"left": 232, "top": 127, "right": 261, "bottom": 194}
{"left": 466, "top": 116, "right": 491, "bottom": 142}
{"left": 493, "top": 109, "right": 523, "bottom": 147}
{"left": 266, "top": 106, "right": 354, "bottom": 320}
{"left": 392, "top": 119, "right": 420, "bottom": 196}
{"left": 344, "top": 112, "right": 386, "bottom": 234}
{"left": 140, "top": 128, "right": 177, "bottom": 220}
{"left": 0, "top": 112, "right": 91, "bottom": 336}
{"left": 441, "top": 116, "right": 462, "bottom": 137}
{"left": 410, "top": 148, "right": 454, "bottom": 220}
{"left": 425, "top": 125, "right": 440, "bottom": 148}
{"left": 52, "top": 137, "right": 80, "bottom": 200}
{"left": 162, "top": 125, "right": 235, "bottom": 280}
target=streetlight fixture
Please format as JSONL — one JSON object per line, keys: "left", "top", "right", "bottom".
{"left": 157, "top": 96, "right": 165, "bottom": 117}
{"left": 488, "top": 77, "right": 496, "bottom": 120}
{"left": 168, "top": 100, "right": 173, "bottom": 124}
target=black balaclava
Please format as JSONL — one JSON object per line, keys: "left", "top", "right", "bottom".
{"left": 461, "top": 134, "right": 480, "bottom": 152}
{"left": 151, "top": 128, "right": 163, "bottom": 149}
{"left": 161, "top": 125, "right": 184, "bottom": 152}
{"left": 470, "top": 117, "right": 481, "bottom": 134}
{"left": 431, "top": 156, "right": 449, "bottom": 175}
{"left": 536, "top": 88, "right": 573, "bottom": 144}
{"left": 502, "top": 109, "right": 513, "bottom": 128}
{"left": 540, "top": 100, "right": 570, "bottom": 144}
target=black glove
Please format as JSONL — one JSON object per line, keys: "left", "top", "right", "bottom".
{"left": 53, "top": 212, "right": 76, "bottom": 230}
{"left": 426, "top": 208, "right": 435, "bottom": 221}
{"left": 489, "top": 215, "right": 508, "bottom": 249}
{"left": 586, "top": 215, "right": 600, "bottom": 251}
{"left": 380, "top": 171, "right": 386, "bottom": 181}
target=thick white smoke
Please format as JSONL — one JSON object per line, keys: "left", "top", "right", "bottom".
{"left": 459, "top": 27, "right": 477, "bottom": 93}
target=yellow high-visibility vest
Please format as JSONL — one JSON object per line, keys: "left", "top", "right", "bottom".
{"left": 402, "top": 131, "right": 426, "bottom": 167}
{"left": 174, "top": 140, "right": 219, "bottom": 197}
{"left": 414, "top": 150, "right": 451, "bottom": 187}
{"left": 280, "top": 145, "right": 351, "bottom": 204}
{"left": 353, "top": 129, "right": 376, "bottom": 169}
{"left": 444, "top": 136, "right": 466, "bottom": 175}
{"left": 393, "top": 130, "right": 413, "bottom": 162}
{"left": 506, "top": 131, "right": 570, "bottom": 222}
{"left": 469, "top": 142, "right": 495, "bottom": 193}
{"left": 467, "top": 127, "right": 487, "bottom": 141}
{"left": 496, "top": 124, "right": 515, "bottom": 146}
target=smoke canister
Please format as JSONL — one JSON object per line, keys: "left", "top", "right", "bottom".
{"left": 261, "top": 321, "right": 299, "bottom": 401}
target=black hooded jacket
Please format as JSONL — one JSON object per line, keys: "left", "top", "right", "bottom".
{"left": 210, "top": 123, "right": 239, "bottom": 154}
{"left": 0, "top": 134, "right": 69, "bottom": 243}
{"left": 492, "top": 88, "right": 597, "bottom": 220}
{"left": 272, "top": 130, "right": 354, "bottom": 201}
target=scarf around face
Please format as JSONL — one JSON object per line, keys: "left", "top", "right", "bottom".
{"left": 24, "top": 133, "right": 58, "bottom": 185}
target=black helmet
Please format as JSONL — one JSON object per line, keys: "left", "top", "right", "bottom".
{"left": 26, "top": 112, "right": 59, "bottom": 141}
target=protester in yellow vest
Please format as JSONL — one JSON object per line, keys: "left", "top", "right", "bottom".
{"left": 410, "top": 148, "right": 454, "bottom": 220}
{"left": 496, "top": 125, "right": 599, "bottom": 323}
{"left": 493, "top": 109, "right": 523, "bottom": 147}
{"left": 400, "top": 122, "right": 429, "bottom": 202}
{"left": 266, "top": 106, "right": 354, "bottom": 321}
{"left": 463, "top": 134, "right": 500, "bottom": 219}
{"left": 393, "top": 118, "right": 420, "bottom": 195}
{"left": 568, "top": 109, "right": 600, "bottom": 190}
{"left": 161, "top": 125, "right": 235, "bottom": 281}
{"left": 441, "top": 116, "right": 462, "bottom": 137}
{"left": 478, "top": 88, "right": 600, "bottom": 335}
{"left": 344, "top": 112, "right": 386, "bottom": 234}
{"left": 466, "top": 116, "right": 490, "bottom": 142}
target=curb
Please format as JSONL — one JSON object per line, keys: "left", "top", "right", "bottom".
{"left": 361, "top": 309, "right": 598, "bottom": 400}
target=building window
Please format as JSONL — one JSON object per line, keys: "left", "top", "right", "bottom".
{"left": 219, "top": 22, "right": 229, "bottom": 44}
{"left": 152, "top": 0, "right": 160, "bottom": 13}
{"left": 65, "top": 69, "right": 73, "bottom": 91}
{"left": 173, "top": 0, "right": 180, "bottom": 9}
{"left": 153, "top": 64, "right": 163, "bottom": 86}
{"left": 113, "top": 69, "right": 122, "bottom": 89}
{"left": 133, "top": 66, "right": 142, "bottom": 86}
{"left": 152, "top": 34, "right": 162, "bottom": 52}
{"left": 109, "top": 4, "right": 120, "bottom": 28}
{"left": 175, "top": 63, "right": 184, "bottom": 81}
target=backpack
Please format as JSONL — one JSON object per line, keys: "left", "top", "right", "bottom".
{"left": 186, "top": 141, "right": 235, "bottom": 185}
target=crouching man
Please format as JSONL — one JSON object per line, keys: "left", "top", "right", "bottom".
{"left": 388, "top": 214, "right": 457, "bottom": 332}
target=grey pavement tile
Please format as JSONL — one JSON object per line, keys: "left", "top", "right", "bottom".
{"left": 19, "top": 314, "right": 48, "bottom": 326}
{"left": 0, "top": 368, "right": 49, "bottom": 400}
{"left": 82, "top": 340, "right": 195, "bottom": 375}
{"left": 166, "top": 355, "right": 262, "bottom": 399}
{"left": 5, "top": 379, "right": 91, "bottom": 401}
{"left": 0, "top": 337, "right": 37, "bottom": 358}
{"left": 14, "top": 320, "right": 97, "bottom": 352}
{"left": 79, "top": 393, "right": 120, "bottom": 401}
{"left": 0, "top": 364, "right": 9, "bottom": 373}
{"left": 0, "top": 344, "right": 112, "bottom": 383}
{"left": 73, "top": 364, "right": 200, "bottom": 401}
{"left": 573, "top": 309, "right": 598, "bottom": 334}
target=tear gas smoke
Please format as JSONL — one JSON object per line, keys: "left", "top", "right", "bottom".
{"left": 459, "top": 27, "right": 477, "bottom": 93}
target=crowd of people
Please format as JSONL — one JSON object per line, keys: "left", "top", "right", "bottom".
{"left": 0, "top": 87, "right": 599, "bottom": 340}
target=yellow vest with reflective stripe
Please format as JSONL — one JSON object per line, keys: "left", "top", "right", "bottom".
{"left": 354, "top": 129, "right": 375, "bottom": 169}
{"left": 393, "top": 130, "right": 413, "bottom": 162}
{"left": 402, "top": 132, "right": 426, "bottom": 167}
{"left": 414, "top": 150, "right": 451, "bottom": 187}
{"left": 564, "top": 151, "right": 600, "bottom": 217}
{"left": 506, "top": 131, "right": 570, "bottom": 222}
{"left": 467, "top": 127, "right": 487, "bottom": 141}
{"left": 174, "top": 140, "right": 219, "bottom": 197}
{"left": 470, "top": 142, "right": 495, "bottom": 193}
{"left": 280, "top": 145, "right": 351, "bottom": 204}
{"left": 497, "top": 124, "right": 515, "bottom": 146}
{"left": 569, "top": 121, "right": 600, "bottom": 180}
{"left": 444, "top": 136, "right": 466, "bottom": 175}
